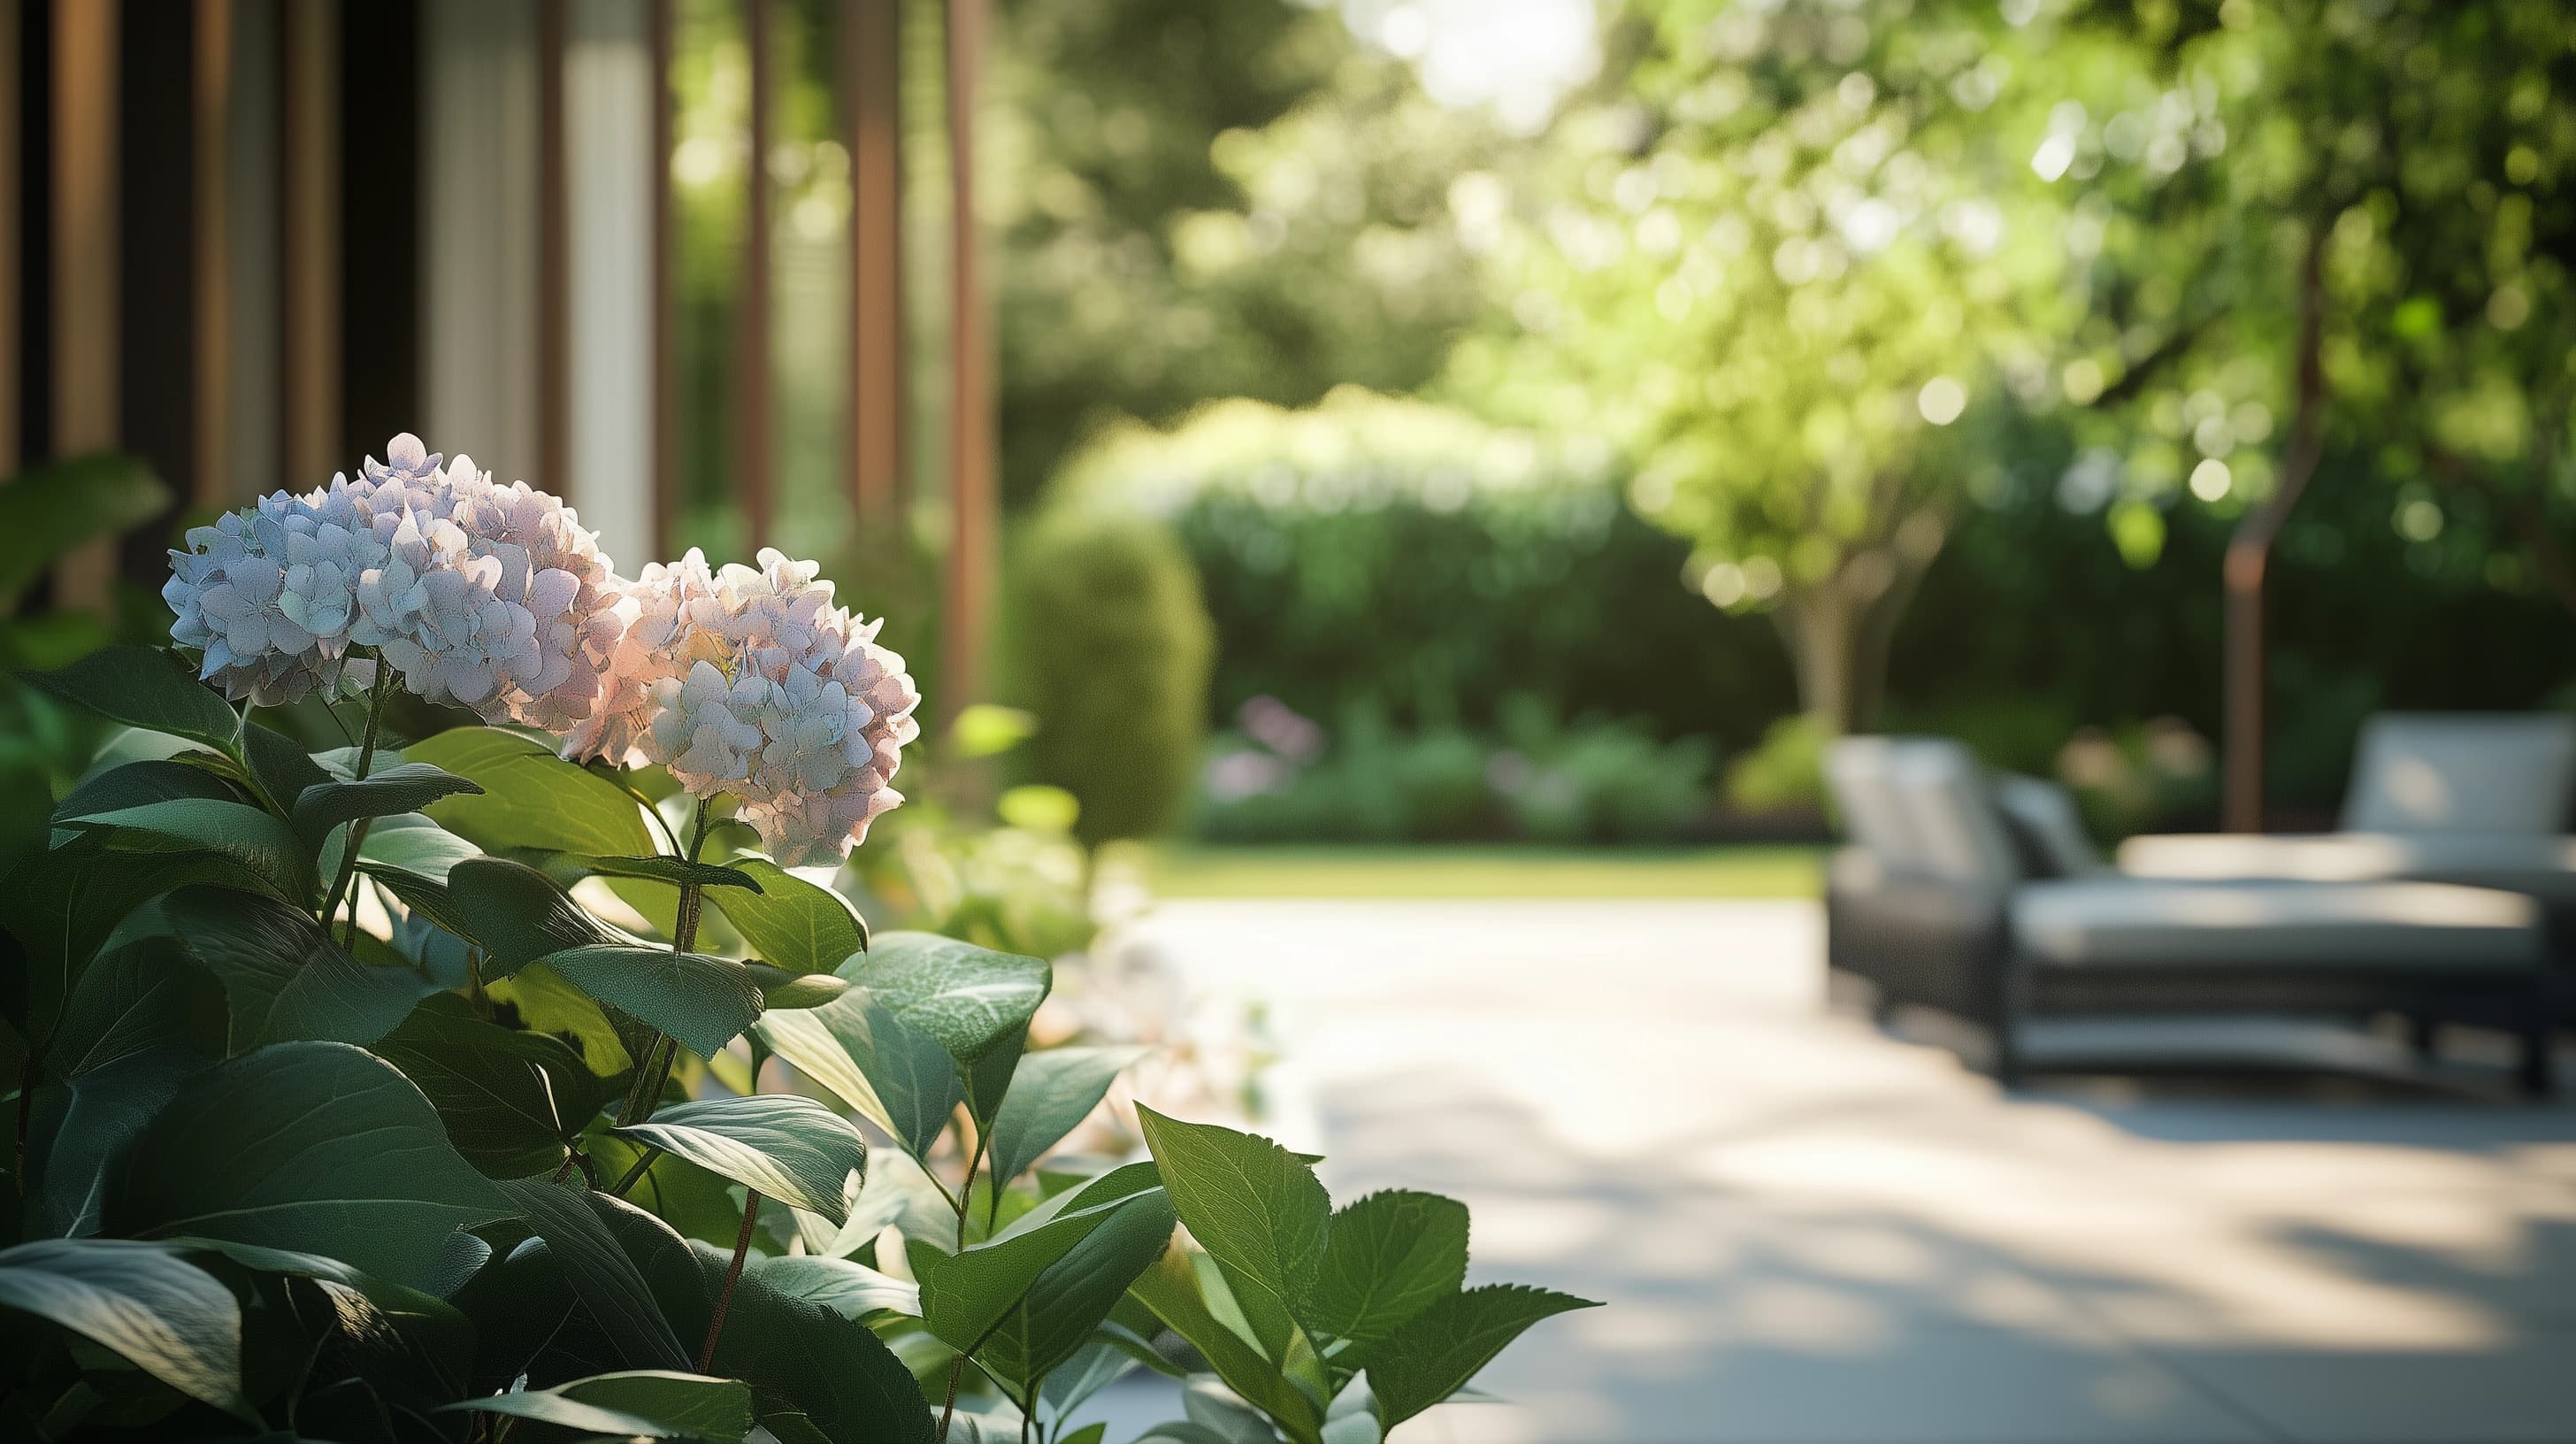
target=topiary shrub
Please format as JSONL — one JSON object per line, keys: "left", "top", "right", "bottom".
{"left": 1006, "top": 505, "right": 1215, "bottom": 849}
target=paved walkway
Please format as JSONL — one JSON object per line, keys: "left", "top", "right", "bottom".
{"left": 1097, "top": 899, "right": 2576, "bottom": 1444}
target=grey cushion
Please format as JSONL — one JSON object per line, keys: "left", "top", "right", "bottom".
{"left": 1994, "top": 775, "right": 2104, "bottom": 878}
{"left": 2116, "top": 831, "right": 2576, "bottom": 910}
{"left": 2012, "top": 876, "right": 2543, "bottom": 970}
{"left": 1887, "top": 739, "right": 2025, "bottom": 886}
{"left": 2342, "top": 713, "right": 2576, "bottom": 834}
{"left": 1824, "top": 737, "right": 1926, "bottom": 869}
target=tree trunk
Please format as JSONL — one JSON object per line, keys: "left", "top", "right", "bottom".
{"left": 1773, "top": 527, "right": 1942, "bottom": 739}
{"left": 1777, "top": 588, "right": 1863, "bottom": 737}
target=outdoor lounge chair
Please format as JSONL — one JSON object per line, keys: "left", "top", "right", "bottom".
{"left": 1823, "top": 736, "right": 2557, "bottom": 1095}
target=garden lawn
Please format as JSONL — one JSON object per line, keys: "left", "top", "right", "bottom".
{"left": 1123, "top": 842, "right": 1823, "bottom": 899}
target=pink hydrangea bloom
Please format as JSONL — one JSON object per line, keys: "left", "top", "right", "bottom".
{"left": 564, "top": 547, "right": 919, "bottom": 864}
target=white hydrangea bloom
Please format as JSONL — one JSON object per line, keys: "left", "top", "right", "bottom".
{"left": 564, "top": 547, "right": 919, "bottom": 864}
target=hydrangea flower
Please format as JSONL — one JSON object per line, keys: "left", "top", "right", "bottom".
{"left": 564, "top": 547, "right": 919, "bottom": 864}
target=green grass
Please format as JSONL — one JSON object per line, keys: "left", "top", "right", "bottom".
{"left": 1114, "top": 843, "right": 1824, "bottom": 900}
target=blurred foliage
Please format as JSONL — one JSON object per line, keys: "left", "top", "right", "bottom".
{"left": 1003, "top": 506, "right": 1215, "bottom": 848}
{"left": 1724, "top": 714, "right": 1826, "bottom": 815}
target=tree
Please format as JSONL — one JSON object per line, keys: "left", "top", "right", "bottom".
{"left": 1460, "top": 0, "right": 2145, "bottom": 734}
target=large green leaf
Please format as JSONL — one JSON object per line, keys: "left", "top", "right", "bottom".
{"left": 709, "top": 859, "right": 868, "bottom": 974}
{"left": 848, "top": 932, "right": 1051, "bottom": 1065}
{"left": 25, "top": 1048, "right": 210, "bottom": 1238}
{"left": 376, "top": 995, "right": 611, "bottom": 1177}
{"left": 973, "top": 1182, "right": 1177, "bottom": 1398}
{"left": 919, "top": 1163, "right": 1164, "bottom": 1354}
{"left": 986, "top": 1046, "right": 1146, "bottom": 1188}
{"left": 376, "top": 854, "right": 626, "bottom": 976}
{"left": 236, "top": 719, "right": 334, "bottom": 818}
{"left": 1137, "top": 1107, "right": 1331, "bottom": 1317}
{"left": 610, "top": 1094, "right": 869, "bottom": 1224}
{"left": 48, "top": 934, "right": 226, "bottom": 1079}
{"left": 754, "top": 994, "right": 960, "bottom": 1157}
{"left": 355, "top": 812, "right": 483, "bottom": 882}
{"left": 290, "top": 761, "right": 481, "bottom": 845}
{"left": 496, "top": 1177, "right": 694, "bottom": 1372}
{"left": 19, "top": 644, "right": 241, "bottom": 754}
{"left": 690, "top": 1249, "right": 936, "bottom": 1444}
{"left": 0, "top": 1237, "right": 254, "bottom": 1421}
{"left": 442, "top": 1370, "right": 754, "bottom": 1440}
{"left": 50, "top": 757, "right": 240, "bottom": 828}
{"left": 1361, "top": 1284, "right": 1601, "bottom": 1427}
{"left": 583, "top": 854, "right": 762, "bottom": 892}
{"left": 63, "top": 797, "right": 317, "bottom": 906}
{"left": 487, "top": 962, "right": 637, "bottom": 1079}
{"left": 742, "top": 1254, "right": 920, "bottom": 1319}
{"left": 169, "top": 1236, "right": 477, "bottom": 1403}
{"left": 0, "top": 453, "right": 171, "bottom": 602}
{"left": 0, "top": 835, "right": 289, "bottom": 1043}
{"left": 104, "top": 1041, "right": 510, "bottom": 1286}
{"left": 409, "top": 727, "right": 658, "bottom": 857}
{"left": 165, "top": 887, "right": 442, "bottom": 1051}
{"left": 743, "top": 962, "right": 851, "bottom": 1010}
{"left": 1129, "top": 1248, "right": 1322, "bottom": 1444}
{"left": 537, "top": 945, "right": 765, "bottom": 1060}
{"left": 1303, "top": 1191, "right": 1468, "bottom": 1360}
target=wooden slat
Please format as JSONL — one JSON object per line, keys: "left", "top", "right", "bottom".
{"left": 195, "top": 0, "right": 233, "bottom": 508}
{"left": 941, "top": 0, "right": 995, "bottom": 722}
{"left": 0, "top": 0, "right": 19, "bottom": 485}
{"left": 538, "top": 0, "right": 568, "bottom": 498}
{"left": 650, "top": 0, "right": 677, "bottom": 556}
{"left": 842, "top": 0, "right": 902, "bottom": 529}
{"left": 280, "top": 0, "right": 340, "bottom": 487}
{"left": 738, "top": 0, "right": 774, "bottom": 546}
{"left": 53, "top": 0, "right": 119, "bottom": 611}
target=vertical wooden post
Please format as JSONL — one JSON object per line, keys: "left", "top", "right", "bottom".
{"left": 280, "top": 0, "right": 340, "bottom": 487}
{"left": 538, "top": 0, "right": 569, "bottom": 499}
{"left": 0, "top": 0, "right": 19, "bottom": 488}
{"left": 842, "top": 0, "right": 903, "bottom": 530}
{"left": 195, "top": 0, "right": 234, "bottom": 509}
{"left": 941, "top": 0, "right": 994, "bottom": 725}
{"left": 53, "top": 0, "right": 119, "bottom": 611}
{"left": 650, "top": 0, "right": 677, "bottom": 557}
{"left": 738, "top": 0, "right": 774, "bottom": 547}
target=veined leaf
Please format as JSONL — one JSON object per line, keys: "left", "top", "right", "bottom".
{"left": 1304, "top": 1190, "right": 1468, "bottom": 1360}
{"left": 25, "top": 1048, "right": 210, "bottom": 1238}
{"left": 441, "top": 1370, "right": 754, "bottom": 1440}
{"left": 538, "top": 944, "right": 765, "bottom": 1059}
{"left": 709, "top": 858, "right": 868, "bottom": 974}
{"left": 1129, "top": 1248, "right": 1323, "bottom": 1444}
{"left": 1362, "top": 1284, "right": 1601, "bottom": 1426}
{"left": 496, "top": 1177, "right": 694, "bottom": 1372}
{"left": 19, "top": 644, "right": 241, "bottom": 755}
{"left": 377, "top": 854, "right": 627, "bottom": 976}
{"left": 972, "top": 1182, "right": 1177, "bottom": 1398}
{"left": 755, "top": 993, "right": 959, "bottom": 1159}
{"left": 610, "top": 1094, "right": 869, "bottom": 1224}
{"left": 165, "top": 887, "right": 442, "bottom": 1051}
{"left": 919, "top": 1163, "right": 1164, "bottom": 1354}
{"left": 848, "top": 932, "right": 1050, "bottom": 1065}
{"left": 690, "top": 1248, "right": 936, "bottom": 1444}
{"left": 50, "top": 758, "right": 239, "bottom": 831}
{"left": 1137, "top": 1106, "right": 1330, "bottom": 1317}
{"left": 48, "top": 935, "right": 226, "bottom": 1079}
{"left": 985, "top": 1046, "right": 1147, "bottom": 1189}
{"left": 743, "top": 1254, "right": 920, "bottom": 1319}
{"left": 410, "top": 727, "right": 658, "bottom": 857}
{"left": 487, "top": 961, "right": 637, "bottom": 1079}
{"left": 355, "top": 812, "right": 482, "bottom": 883}
{"left": 0, "top": 1237, "right": 254, "bottom": 1421}
{"left": 291, "top": 761, "right": 481, "bottom": 845}
{"left": 63, "top": 797, "right": 316, "bottom": 907}
{"left": 104, "top": 1041, "right": 510, "bottom": 1287}
{"left": 584, "top": 854, "right": 763, "bottom": 891}
{"left": 376, "top": 995, "right": 611, "bottom": 1177}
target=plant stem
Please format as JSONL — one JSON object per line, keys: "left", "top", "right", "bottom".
{"left": 318, "top": 661, "right": 396, "bottom": 939}
{"left": 699, "top": 1190, "right": 761, "bottom": 1371}
{"left": 613, "top": 798, "right": 714, "bottom": 1132}
{"left": 937, "top": 1357, "right": 964, "bottom": 1444}
{"left": 607, "top": 1143, "right": 664, "bottom": 1199}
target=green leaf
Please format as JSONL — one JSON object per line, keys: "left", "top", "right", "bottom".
{"left": 1129, "top": 1248, "right": 1323, "bottom": 1444}
{"left": 755, "top": 995, "right": 961, "bottom": 1159}
{"left": 973, "top": 1182, "right": 1177, "bottom": 1397}
{"left": 165, "top": 887, "right": 442, "bottom": 1051}
{"left": 849, "top": 932, "right": 1051, "bottom": 1065}
{"left": 585, "top": 854, "right": 763, "bottom": 891}
{"left": 375, "top": 994, "right": 612, "bottom": 1177}
{"left": 103, "top": 1041, "right": 510, "bottom": 1287}
{"left": 236, "top": 719, "right": 334, "bottom": 818}
{"left": 487, "top": 962, "right": 637, "bottom": 1079}
{"left": 744, "top": 964, "right": 851, "bottom": 1010}
{"left": 50, "top": 758, "right": 239, "bottom": 828}
{"left": 1362, "top": 1284, "right": 1601, "bottom": 1427}
{"left": 0, "top": 453, "right": 171, "bottom": 602}
{"left": 443, "top": 1370, "right": 754, "bottom": 1440}
{"left": 538, "top": 945, "right": 765, "bottom": 1060}
{"left": 0, "top": 836, "right": 289, "bottom": 1043}
{"left": 409, "top": 726, "right": 658, "bottom": 857}
{"left": 19, "top": 644, "right": 240, "bottom": 755}
{"left": 610, "top": 1094, "right": 869, "bottom": 1224}
{"left": 1304, "top": 1191, "right": 1468, "bottom": 1360}
{"left": 26, "top": 1048, "right": 211, "bottom": 1237}
{"left": 63, "top": 797, "right": 317, "bottom": 907}
{"left": 708, "top": 858, "right": 868, "bottom": 974}
{"left": 919, "top": 1163, "right": 1164, "bottom": 1355}
{"left": 354, "top": 811, "right": 482, "bottom": 882}
{"left": 693, "top": 1252, "right": 936, "bottom": 1444}
{"left": 986, "top": 1046, "right": 1147, "bottom": 1189}
{"left": 1137, "top": 1106, "right": 1331, "bottom": 1317}
{"left": 49, "top": 934, "right": 226, "bottom": 1079}
{"left": 165, "top": 1235, "right": 478, "bottom": 1398}
{"left": 742, "top": 1254, "right": 920, "bottom": 1318}
{"left": 376, "top": 854, "right": 626, "bottom": 977}
{"left": 0, "top": 1237, "right": 253, "bottom": 1421}
{"left": 495, "top": 1177, "right": 695, "bottom": 1372}
{"left": 290, "top": 761, "right": 481, "bottom": 845}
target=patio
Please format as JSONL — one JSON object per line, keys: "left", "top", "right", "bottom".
{"left": 1099, "top": 898, "right": 2576, "bottom": 1444}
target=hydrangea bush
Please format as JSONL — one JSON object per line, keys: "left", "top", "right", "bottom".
{"left": 0, "top": 438, "right": 1592, "bottom": 1442}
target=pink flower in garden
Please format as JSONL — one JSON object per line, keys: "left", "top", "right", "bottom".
{"left": 563, "top": 547, "right": 920, "bottom": 865}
